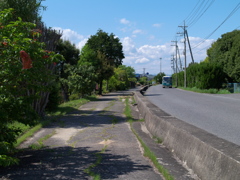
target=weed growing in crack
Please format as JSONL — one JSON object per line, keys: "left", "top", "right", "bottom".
{"left": 124, "top": 96, "right": 174, "bottom": 180}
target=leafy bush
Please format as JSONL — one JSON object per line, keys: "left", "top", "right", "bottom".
{"left": 207, "top": 30, "right": 240, "bottom": 82}
{"left": 0, "top": 9, "right": 62, "bottom": 167}
{"left": 0, "top": 142, "right": 19, "bottom": 167}
{"left": 69, "top": 93, "right": 80, "bottom": 101}
{"left": 172, "top": 62, "right": 227, "bottom": 89}
{"left": 45, "top": 83, "right": 62, "bottom": 112}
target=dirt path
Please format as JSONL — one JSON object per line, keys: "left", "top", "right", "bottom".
{"left": 0, "top": 91, "right": 162, "bottom": 180}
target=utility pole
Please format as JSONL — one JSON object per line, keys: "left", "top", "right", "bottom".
{"left": 171, "top": 54, "right": 175, "bottom": 74}
{"left": 185, "top": 30, "right": 194, "bottom": 63}
{"left": 171, "top": 40, "right": 178, "bottom": 87}
{"left": 177, "top": 45, "right": 183, "bottom": 71}
{"left": 179, "top": 21, "right": 188, "bottom": 88}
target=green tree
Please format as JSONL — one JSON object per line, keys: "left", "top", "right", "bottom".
{"left": 64, "top": 64, "right": 96, "bottom": 99}
{"left": 0, "top": 9, "right": 63, "bottom": 166}
{"left": 118, "top": 65, "right": 135, "bottom": 78}
{"left": 56, "top": 39, "right": 80, "bottom": 102}
{"left": 117, "top": 65, "right": 136, "bottom": 88}
{"left": 108, "top": 67, "right": 129, "bottom": 91}
{"left": 139, "top": 76, "right": 148, "bottom": 85}
{"left": 207, "top": 30, "right": 240, "bottom": 82}
{"left": 80, "top": 29, "right": 124, "bottom": 95}
{"left": 0, "top": 0, "right": 46, "bottom": 23}
{"left": 154, "top": 72, "right": 166, "bottom": 84}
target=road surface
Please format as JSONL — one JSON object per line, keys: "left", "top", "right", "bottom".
{"left": 145, "top": 85, "right": 240, "bottom": 146}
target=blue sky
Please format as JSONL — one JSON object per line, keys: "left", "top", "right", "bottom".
{"left": 41, "top": 0, "right": 240, "bottom": 75}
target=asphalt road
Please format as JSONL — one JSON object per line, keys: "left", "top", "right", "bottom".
{"left": 145, "top": 85, "right": 240, "bottom": 146}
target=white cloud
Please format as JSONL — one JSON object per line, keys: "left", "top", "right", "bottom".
{"left": 153, "top": 23, "right": 161, "bottom": 28}
{"left": 120, "top": 18, "right": 130, "bottom": 25}
{"left": 149, "top": 35, "right": 155, "bottom": 40}
{"left": 137, "top": 44, "right": 171, "bottom": 59}
{"left": 49, "top": 27, "right": 215, "bottom": 75}
{"left": 77, "top": 38, "right": 88, "bottom": 51}
{"left": 132, "top": 29, "right": 143, "bottom": 34}
{"left": 135, "top": 57, "right": 149, "bottom": 63}
{"left": 121, "top": 36, "right": 214, "bottom": 75}
{"left": 53, "top": 27, "right": 84, "bottom": 45}
{"left": 121, "top": 37, "right": 136, "bottom": 54}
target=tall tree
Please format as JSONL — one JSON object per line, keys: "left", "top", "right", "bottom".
{"left": 80, "top": 29, "right": 124, "bottom": 95}
{"left": 118, "top": 65, "right": 136, "bottom": 78}
{"left": 56, "top": 39, "right": 80, "bottom": 101}
{"left": 207, "top": 30, "right": 240, "bottom": 82}
{"left": 154, "top": 72, "right": 166, "bottom": 84}
{"left": 0, "top": 0, "right": 46, "bottom": 23}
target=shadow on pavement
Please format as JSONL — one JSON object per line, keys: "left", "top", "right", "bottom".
{"left": 0, "top": 145, "right": 152, "bottom": 179}
{"left": 143, "top": 94, "right": 162, "bottom": 96}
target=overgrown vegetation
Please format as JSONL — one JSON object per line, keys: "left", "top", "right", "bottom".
{"left": 0, "top": 0, "right": 136, "bottom": 167}
{"left": 207, "top": 30, "right": 240, "bottom": 83}
{"left": 172, "top": 30, "right": 240, "bottom": 90}
{"left": 154, "top": 72, "right": 166, "bottom": 84}
{"left": 172, "top": 62, "right": 227, "bottom": 89}
{"left": 0, "top": 7, "right": 63, "bottom": 166}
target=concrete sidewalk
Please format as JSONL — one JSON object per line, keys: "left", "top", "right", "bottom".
{"left": 0, "top": 90, "right": 196, "bottom": 180}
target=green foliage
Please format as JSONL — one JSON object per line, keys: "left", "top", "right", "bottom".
{"left": 69, "top": 93, "right": 80, "bottom": 101}
{"left": 108, "top": 66, "right": 136, "bottom": 91}
{"left": 56, "top": 39, "right": 80, "bottom": 102}
{"left": 172, "top": 62, "right": 227, "bottom": 89}
{"left": 80, "top": 29, "right": 125, "bottom": 95}
{"left": 118, "top": 65, "right": 136, "bottom": 78}
{"left": 0, "top": 0, "right": 46, "bottom": 23}
{"left": 207, "top": 30, "right": 240, "bottom": 82}
{"left": 154, "top": 72, "right": 166, "bottom": 84}
{"left": 62, "top": 64, "right": 97, "bottom": 98}
{"left": 0, "top": 9, "right": 63, "bottom": 167}
{"left": 139, "top": 76, "right": 148, "bottom": 85}
{"left": 0, "top": 155, "right": 19, "bottom": 167}
{"left": 0, "top": 142, "right": 19, "bottom": 167}
{"left": 56, "top": 39, "right": 79, "bottom": 65}
{"left": 87, "top": 29, "right": 124, "bottom": 67}
{"left": 45, "top": 82, "right": 62, "bottom": 112}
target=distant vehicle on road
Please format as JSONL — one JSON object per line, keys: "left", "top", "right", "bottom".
{"left": 162, "top": 76, "right": 172, "bottom": 88}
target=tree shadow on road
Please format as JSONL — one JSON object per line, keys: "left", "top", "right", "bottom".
{"left": 0, "top": 145, "right": 153, "bottom": 179}
{"left": 143, "top": 94, "right": 162, "bottom": 96}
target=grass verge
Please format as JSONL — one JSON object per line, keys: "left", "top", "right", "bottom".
{"left": 178, "top": 87, "right": 230, "bottom": 94}
{"left": 124, "top": 96, "right": 174, "bottom": 180}
{"left": 14, "top": 96, "right": 97, "bottom": 147}
{"left": 84, "top": 145, "right": 107, "bottom": 180}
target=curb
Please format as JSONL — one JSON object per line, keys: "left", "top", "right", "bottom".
{"left": 134, "top": 90, "right": 240, "bottom": 180}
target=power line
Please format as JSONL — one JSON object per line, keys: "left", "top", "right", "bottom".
{"left": 187, "top": 0, "right": 216, "bottom": 28}
{"left": 192, "top": 2, "right": 240, "bottom": 49}
{"left": 184, "top": 0, "right": 201, "bottom": 23}
{"left": 185, "top": 0, "right": 206, "bottom": 25}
